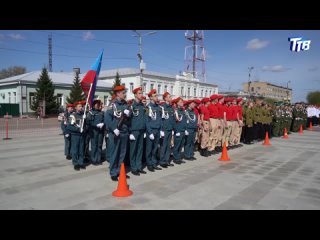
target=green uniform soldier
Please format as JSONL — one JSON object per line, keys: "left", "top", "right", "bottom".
{"left": 61, "top": 103, "right": 73, "bottom": 160}
{"left": 87, "top": 99, "right": 104, "bottom": 165}
{"left": 244, "top": 101, "right": 254, "bottom": 144}
{"left": 129, "top": 87, "right": 147, "bottom": 176}
{"left": 159, "top": 92, "right": 175, "bottom": 167}
{"left": 67, "top": 101, "right": 87, "bottom": 171}
{"left": 184, "top": 100, "right": 198, "bottom": 160}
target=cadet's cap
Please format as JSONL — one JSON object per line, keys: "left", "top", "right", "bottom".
{"left": 201, "top": 97, "right": 210, "bottom": 103}
{"left": 194, "top": 99, "right": 201, "bottom": 104}
{"left": 148, "top": 89, "right": 157, "bottom": 98}
{"left": 175, "top": 97, "right": 183, "bottom": 103}
{"left": 162, "top": 91, "right": 170, "bottom": 100}
{"left": 133, "top": 87, "right": 142, "bottom": 94}
{"left": 113, "top": 85, "right": 126, "bottom": 92}
{"left": 66, "top": 103, "right": 73, "bottom": 107}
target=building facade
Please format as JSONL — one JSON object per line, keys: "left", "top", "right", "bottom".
{"left": 99, "top": 68, "right": 218, "bottom": 100}
{"left": 0, "top": 71, "right": 113, "bottom": 116}
{"left": 243, "top": 81, "right": 292, "bottom": 101}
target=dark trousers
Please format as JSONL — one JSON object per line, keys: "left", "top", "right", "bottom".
{"left": 184, "top": 129, "right": 197, "bottom": 158}
{"left": 262, "top": 124, "right": 272, "bottom": 139}
{"left": 160, "top": 130, "right": 172, "bottom": 165}
{"left": 173, "top": 132, "right": 186, "bottom": 160}
{"left": 257, "top": 122, "right": 264, "bottom": 140}
{"left": 71, "top": 134, "right": 85, "bottom": 166}
{"left": 146, "top": 130, "right": 160, "bottom": 167}
{"left": 109, "top": 132, "right": 128, "bottom": 177}
{"left": 129, "top": 130, "right": 145, "bottom": 171}
{"left": 64, "top": 135, "right": 71, "bottom": 157}
{"left": 253, "top": 123, "right": 259, "bottom": 140}
{"left": 244, "top": 126, "right": 253, "bottom": 143}
{"left": 90, "top": 129, "right": 104, "bottom": 163}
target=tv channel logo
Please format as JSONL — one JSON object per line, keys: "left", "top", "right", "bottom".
{"left": 288, "top": 37, "right": 311, "bottom": 52}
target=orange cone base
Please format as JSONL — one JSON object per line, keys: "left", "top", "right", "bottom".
{"left": 112, "top": 189, "right": 133, "bottom": 197}
{"left": 263, "top": 142, "right": 271, "bottom": 146}
{"left": 219, "top": 157, "right": 230, "bottom": 161}
{"left": 282, "top": 135, "right": 288, "bottom": 139}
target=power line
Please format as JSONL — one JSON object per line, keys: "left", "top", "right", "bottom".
{"left": 0, "top": 47, "right": 136, "bottom": 60}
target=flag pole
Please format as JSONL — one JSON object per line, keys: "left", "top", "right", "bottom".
{"left": 80, "top": 83, "right": 93, "bottom": 133}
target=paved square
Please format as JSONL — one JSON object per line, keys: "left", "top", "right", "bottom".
{"left": 0, "top": 127, "right": 319, "bottom": 209}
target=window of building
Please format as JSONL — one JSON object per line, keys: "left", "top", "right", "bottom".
{"left": 164, "top": 85, "right": 167, "bottom": 93}
{"left": 13, "top": 92, "right": 16, "bottom": 103}
{"left": 181, "top": 87, "right": 184, "bottom": 96}
{"left": 29, "top": 92, "right": 35, "bottom": 107}
{"left": 57, "top": 94, "right": 63, "bottom": 106}
{"left": 150, "top": 83, "right": 154, "bottom": 91}
{"left": 205, "top": 90, "right": 207, "bottom": 97}
{"left": 171, "top": 86, "right": 174, "bottom": 95}
{"left": 194, "top": 88, "right": 196, "bottom": 97}
{"left": 158, "top": 84, "right": 161, "bottom": 94}
{"left": 130, "top": 83, "right": 134, "bottom": 93}
{"left": 8, "top": 92, "right": 11, "bottom": 103}
{"left": 188, "top": 87, "right": 190, "bottom": 97}
{"left": 143, "top": 83, "right": 147, "bottom": 94}
{"left": 201, "top": 90, "right": 203, "bottom": 97}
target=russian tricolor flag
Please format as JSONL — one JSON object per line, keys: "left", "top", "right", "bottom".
{"left": 80, "top": 49, "right": 104, "bottom": 108}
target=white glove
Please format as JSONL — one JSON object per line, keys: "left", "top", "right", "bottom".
{"left": 129, "top": 134, "right": 136, "bottom": 141}
{"left": 144, "top": 133, "right": 146, "bottom": 138}
{"left": 83, "top": 114, "right": 86, "bottom": 119}
{"left": 185, "top": 130, "right": 189, "bottom": 136}
{"left": 65, "top": 134, "right": 69, "bottom": 138}
{"left": 160, "top": 131, "right": 165, "bottom": 137}
{"left": 113, "top": 128, "right": 120, "bottom": 136}
{"left": 176, "top": 132, "right": 181, "bottom": 136}
{"left": 106, "top": 133, "right": 109, "bottom": 138}
{"left": 172, "top": 130, "right": 174, "bottom": 135}
{"left": 124, "top": 109, "right": 130, "bottom": 116}
{"left": 96, "top": 123, "right": 104, "bottom": 128}
{"left": 149, "top": 134, "right": 155, "bottom": 140}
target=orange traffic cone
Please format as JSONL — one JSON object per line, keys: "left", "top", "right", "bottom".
{"left": 282, "top": 128, "right": 289, "bottom": 139}
{"left": 263, "top": 131, "right": 271, "bottom": 146}
{"left": 309, "top": 122, "right": 313, "bottom": 130}
{"left": 218, "top": 142, "right": 230, "bottom": 161}
{"left": 299, "top": 124, "right": 303, "bottom": 134}
{"left": 112, "top": 163, "right": 133, "bottom": 197}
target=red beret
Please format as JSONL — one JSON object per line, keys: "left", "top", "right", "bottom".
{"left": 66, "top": 103, "right": 73, "bottom": 107}
{"left": 175, "top": 97, "right": 183, "bottom": 103}
{"left": 133, "top": 87, "right": 142, "bottom": 94}
{"left": 163, "top": 91, "right": 170, "bottom": 100}
{"left": 210, "top": 94, "right": 218, "bottom": 100}
{"left": 201, "top": 97, "right": 210, "bottom": 103}
{"left": 113, "top": 85, "right": 125, "bottom": 92}
{"left": 74, "top": 101, "right": 83, "bottom": 106}
{"left": 183, "top": 100, "right": 189, "bottom": 106}
{"left": 194, "top": 99, "right": 201, "bottom": 104}
{"left": 148, "top": 89, "right": 157, "bottom": 98}
{"left": 237, "top": 98, "right": 243, "bottom": 102}
{"left": 217, "top": 95, "right": 224, "bottom": 99}
{"left": 80, "top": 100, "right": 86, "bottom": 105}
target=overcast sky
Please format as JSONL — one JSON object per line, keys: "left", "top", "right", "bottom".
{"left": 0, "top": 30, "right": 319, "bottom": 102}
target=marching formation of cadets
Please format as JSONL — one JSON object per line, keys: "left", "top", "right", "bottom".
{"left": 61, "top": 85, "right": 320, "bottom": 181}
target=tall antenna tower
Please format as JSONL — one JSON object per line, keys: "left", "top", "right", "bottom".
{"left": 48, "top": 33, "right": 52, "bottom": 72}
{"left": 184, "top": 30, "right": 206, "bottom": 82}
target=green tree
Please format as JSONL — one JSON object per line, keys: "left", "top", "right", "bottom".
{"left": 307, "top": 91, "right": 320, "bottom": 105}
{"left": 66, "top": 72, "right": 85, "bottom": 104}
{"left": 112, "top": 71, "right": 122, "bottom": 95}
{"left": 31, "top": 68, "right": 59, "bottom": 115}
{"left": 0, "top": 66, "right": 26, "bottom": 79}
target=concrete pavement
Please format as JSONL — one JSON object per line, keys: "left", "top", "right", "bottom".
{"left": 0, "top": 127, "right": 320, "bottom": 209}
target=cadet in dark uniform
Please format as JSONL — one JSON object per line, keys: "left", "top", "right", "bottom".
{"left": 105, "top": 94, "right": 116, "bottom": 162}
{"left": 105, "top": 86, "right": 131, "bottom": 181}
{"left": 87, "top": 99, "right": 104, "bottom": 165}
{"left": 129, "top": 87, "right": 147, "bottom": 176}
{"left": 61, "top": 103, "right": 73, "bottom": 160}
{"left": 184, "top": 100, "right": 198, "bottom": 160}
{"left": 145, "top": 89, "right": 163, "bottom": 172}
{"left": 159, "top": 92, "right": 175, "bottom": 168}
{"left": 173, "top": 97, "right": 187, "bottom": 164}
{"left": 67, "top": 101, "right": 87, "bottom": 171}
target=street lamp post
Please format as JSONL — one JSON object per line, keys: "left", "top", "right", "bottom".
{"left": 248, "top": 66, "right": 254, "bottom": 98}
{"left": 132, "top": 30, "right": 157, "bottom": 92}
{"left": 286, "top": 80, "right": 291, "bottom": 102}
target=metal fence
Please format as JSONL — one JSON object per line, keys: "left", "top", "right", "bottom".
{"left": 1, "top": 117, "right": 62, "bottom": 139}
